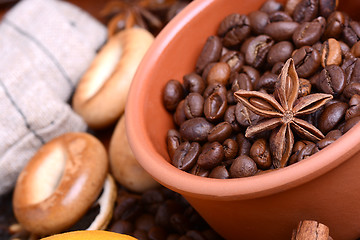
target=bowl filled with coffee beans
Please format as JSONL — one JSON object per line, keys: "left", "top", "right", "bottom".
{"left": 126, "top": 0, "right": 360, "bottom": 239}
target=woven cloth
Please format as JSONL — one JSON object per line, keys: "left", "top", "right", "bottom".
{"left": 0, "top": 0, "right": 107, "bottom": 195}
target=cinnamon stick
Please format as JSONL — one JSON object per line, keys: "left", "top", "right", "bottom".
{"left": 291, "top": 220, "right": 332, "bottom": 240}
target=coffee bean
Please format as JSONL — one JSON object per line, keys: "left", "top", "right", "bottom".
{"left": 296, "top": 141, "right": 318, "bottom": 161}
{"left": 135, "top": 214, "right": 156, "bottom": 232}
{"left": 241, "top": 65, "right": 261, "bottom": 86}
{"left": 204, "top": 91, "right": 228, "bottom": 122}
{"left": 217, "top": 13, "right": 251, "bottom": 47}
{"left": 351, "top": 41, "right": 360, "bottom": 58}
{"left": 197, "top": 142, "right": 225, "bottom": 170}
{"left": 249, "top": 138, "right": 272, "bottom": 169}
{"left": 264, "top": 21, "right": 299, "bottom": 41}
{"left": 267, "top": 41, "right": 294, "bottom": 66}
{"left": 172, "top": 141, "right": 200, "bottom": 171}
{"left": 268, "top": 11, "right": 293, "bottom": 22}
{"left": 321, "top": 38, "right": 342, "bottom": 67}
{"left": 293, "top": 0, "right": 319, "bottom": 23}
{"left": 195, "top": 36, "right": 222, "bottom": 73}
{"left": 254, "top": 71, "right": 278, "bottom": 91}
{"left": 236, "top": 133, "right": 252, "bottom": 156}
{"left": 224, "top": 105, "right": 241, "bottom": 132}
{"left": 231, "top": 72, "right": 253, "bottom": 92}
{"left": 206, "top": 62, "right": 231, "bottom": 85}
{"left": 110, "top": 220, "right": 134, "bottom": 235}
{"left": 184, "top": 93, "right": 204, "bottom": 119}
{"left": 319, "top": 0, "right": 338, "bottom": 18}
{"left": 344, "top": 58, "right": 360, "bottom": 84}
{"left": 190, "top": 164, "right": 210, "bottom": 177}
{"left": 293, "top": 17, "right": 326, "bottom": 48}
{"left": 167, "top": 129, "right": 181, "bottom": 160}
{"left": 174, "top": 100, "right": 186, "bottom": 126}
{"left": 203, "top": 83, "right": 227, "bottom": 99}
{"left": 271, "top": 62, "right": 285, "bottom": 75}
{"left": 343, "top": 21, "right": 360, "bottom": 47}
{"left": 298, "top": 78, "right": 312, "bottom": 97}
{"left": 260, "top": 0, "right": 283, "bottom": 14}
{"left": 339, "top": 41, "right": 350, "bottom": 56}
{"left": 284, "top": 0, "right": 302, "bottom": 15}
{"left": 220, "top": 51, "right": 245, "bottom": 73}
{"left": 235, "top": 102, "right": 260, "bottom": 127}
{"left": 202, "top": 62, "right": 217, "bottom": 81}
{"left": 245, "top": 35, "right": 274, "bottom": 68}
{"left": 317, "top": 130, "right": 342, "bottom": 149}
{"left": 323, "top": 11, "right": 346, "bottom": 40}
{"left": 292, "top": 46, "right": 321, "bottom": 78}
{"left": 318, "top": 65, "right": 345, "bottom": 95}
{"left": 229, "top": 155, "right": 258, "bottom": 178}
{"left": 341, "top": 116, "right": 360, "bottom": 134}
{"left": 208, "top": 122, "right": 233, "bottom": 143}
{"left": 318, "top": 101, "right": 349, "bottom": 134}
{"left": 209, "top": 165, "right": 230, "bottom": 179}
{"left": 248, "top": 11, "right": 269, "bottom": 35}
{"left": 223, "top": 138, "right": 239, "bottom": 160}
{"left": 163, "top": 79, "right": 185, "bottom": 112}
{"left": 183, "top": 72, "right": 206, "bottom": 94}
{"left": 345, "top": 94, "right": 360, "bottom": 120}
{"left": 179, "top": 118, "right": 214, "bottom": 142}
{"left": 148, "top": 226, "right": 167, "bottom": 240}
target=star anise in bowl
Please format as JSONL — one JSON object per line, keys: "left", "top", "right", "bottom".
{"left": 234, "top": 58, "right": 333, "bottom": 168}
{"left": 100, "top": 0, "right": 192, "bottom": 37}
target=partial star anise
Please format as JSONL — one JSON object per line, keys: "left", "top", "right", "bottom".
{"left": 234, "top": 58, "right": 333, "bottom": 168}
{"left": 100, "top": 0, "right": 189, "bottom": 37}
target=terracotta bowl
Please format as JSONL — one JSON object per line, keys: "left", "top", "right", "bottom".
{"left": 126, "top": 0, "right": 360, "bottom": 239}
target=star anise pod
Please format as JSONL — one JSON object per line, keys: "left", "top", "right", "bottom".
{"left": 234, "top": 58, "right": 333, "bottom": 168}
{"left": 100, "top": 0, "right": 189, "bottom": 37}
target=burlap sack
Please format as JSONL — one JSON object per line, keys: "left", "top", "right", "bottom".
{"left": 0, "top": 0, "right": 107, "bottom": 195}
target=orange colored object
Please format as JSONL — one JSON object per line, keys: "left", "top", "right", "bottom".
{"left": 41, "top": 230, "right": 137, "bottom": 240}
{"left": 126, "top": 0, "right": 360, "bottom": 239}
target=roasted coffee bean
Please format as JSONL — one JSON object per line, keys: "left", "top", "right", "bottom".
{"left": 350, "top": 41, "right": 360, "bottom": 58}
{"left": 260, "top": 0, "right": 283, "bottom": 13}
{"left": 110, "top": 220, "right": 134, "bottom": 234}
{"left": 174, "top": 100, "right": 186, "bottom": 127}
{"left": 264, "top": 21, "right": 299, "bottom": 41}
{"left": 172, "top": 141, "right": 200, "bottom": 171}
{"left": 235, "top": 102, "right": 260, "bottom": 127}
{"left": 179, "top": 117, "right": 214, "bottom": 142}
{"left": 236, "top": 133, "right": 252, "bottom": 156}
{"left": 319, "top": 0, "right": 338, "bottom": 18}
{"left": 220, "top": 51, "right": 245, "bottom": 73}
{"left": 343, "top": 21, "right": 360, "bottom": 47}
{"left": 170, "top": 213, "right": 190, "bottom": 234}
{"left": 289, "top": 140, "right": 307, "bottom": 165}
{"left": 202, "top": 62, "right": 217, "bottom": 81}
{"left": 343, "top": 82, "right": 360, "bottom": 98}
{"left": 209, "top": 165, "right": 230, "bottom": 179}
{"left": 135, "top": 214, "right": 156, "bottom": 232}
{"left": 296, "top": 141, "right": 318, "bottom": 161}
{"left": 148, "top": 226, "right": 167, "bottom": 240}
{"left": 254, "top": 71, "right": 278, "bottom": 91}
{"left": 183, "top": 72, "right": 206, "bottom": 94}
{"left": 190, "top": 164, "right": 210, "bottom": 177}
{"left": 208, "top": 122, "right": 232, "bottom": 143}
{"left": 323, "top": 11, "right": 346, "bottom": 39}
{"left": 197, "top": 142, "right": 225, "bottom": 170}
{"left": 298, "top": 78, "right": 312, "bottom": 97}
{"left": 114, "top": 195, "right": 142, "bottom": 221}
{"left": 268, "top": 11, "right": 292, "bottom": 22}
{"left": 163, "top": 79, "right": 185, "bottom": 112}
{"left": 341, "top": 116, "right": 360, "bottom": 134}
{"left": 241, "top": 65, "right": 261, "bottom": 86}
{"left": 195, "top": 36, "right": 222, "bottom": 73}
{"left": 248, "top": 11, "right": 269, "bottom": 35}
{"left": 206, "top": 62, "right": 231, "bottom": 85}
{"left": 224, "top": 105, "right": 241, "bottom": 132}
{"left": 223, "top": 138, "right": 239, "bottom": 160}
{"left": 317, "top": 130, "right": 342, "bottom": 149}
{"left": 184, "top": 93, "right": 204, "bottom": 119}
{"left": 339, "top": 41, "right": 350, "bottom": 56}
{"left": 345, "top": 58, "right": 360, "bottom": 83}
{"left": 167, "top": 129, "right": 181, "bottom": 160}
{"left": 292, "top": 46, "right": 321, "bottom": 78}
{"left": 217, "top": 13, "right": 251, "bottom": 47}
{"left": 293, "top": 0, "right": 319, "bottom": 23}
{"left": 155, "top": 200, "right": 183, "bottom": 230}
{"left": 284, "top": 0, "right": 302, "bottom": 15}
{"left": 271, "top": 62, "right": 285, "bottom": 74}
{"left": 293, "top": 17, "right": 326, "bottom": 48}
{"left": 245, "top": 35, "right": 274, "bottom": 68}
{"left": 267, "top": 41, "right": 294, "bottom": 66}
{"left": 345, "top": 94, "right": 360, "bottom": 120}
{"left": 318, "top": 65, "right": 345, "bottom": 95}
{"left": 203, "top": 83, "right": 227, "bottom": 99}
{"left": 231, "top": 72, "right": 253, "bottom": 92}
{"left": 229, "top": 155, "right": 258, "bottom": 178}
{"left": 321, "top": 38, "right": 342, "bottom": 67}
{"left": 312, "top": 42, "right": 323, "bottom": 53}
{"left": 226, "top": 90, "right": 237, "bottom": 105}
{"left": 318, "top": 101, "right": 349, "bottom": 134}
{"left": 249, "top": 138, "right": 272, "bottom": 170}
{"left": 204, "top": 91, "right": 227, "bottom": 122}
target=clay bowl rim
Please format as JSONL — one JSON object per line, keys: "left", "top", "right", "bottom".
{"left": 126, "top": 0, "right": 360, "bottom": 201}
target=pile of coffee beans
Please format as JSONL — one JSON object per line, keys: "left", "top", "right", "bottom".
{"left": 163, "top": 0, "right": 360, "bottom": 178}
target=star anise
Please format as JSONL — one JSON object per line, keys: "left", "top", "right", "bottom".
{"left": 100, "top": 0, "right": 189, "bottom": 37}
{"left": 234, "top": 58, "right": 333, "bottom": 168}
